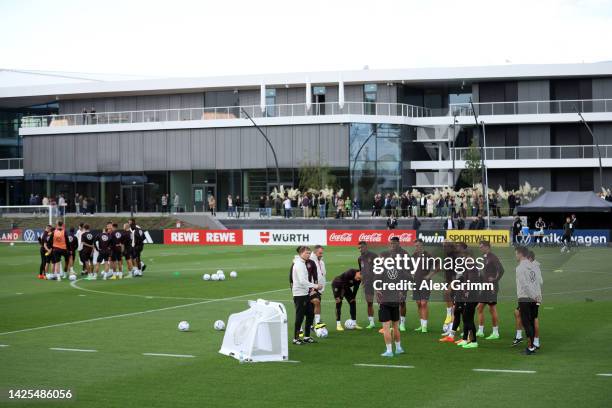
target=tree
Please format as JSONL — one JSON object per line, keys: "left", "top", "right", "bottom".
{"left": 460, "top": 138, "right": 482, "bottom": 187}
{"left": 298, "top": 161, "right": 337, "bottom": 191}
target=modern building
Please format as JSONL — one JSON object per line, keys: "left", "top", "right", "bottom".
{"left": 1, "top": 63, "right": 612, "bottom": 211}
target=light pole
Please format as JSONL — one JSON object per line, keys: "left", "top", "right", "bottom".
{"left": 469, "top": 99, "right": 491, "bottom": 229}
{"left": 350, "top": 128, "right": 376, "bottom": 200}
{"left": 576, "top": 110, "right": 604, "bottom": 192}
{"left": 241, "top": 108, "right": 281, "bottom": 193}
{"left": 130, "top": 180, "right": 136, "bottom": 218}
{"left": 451, "top": 115, "right": 458, "bottom": 188}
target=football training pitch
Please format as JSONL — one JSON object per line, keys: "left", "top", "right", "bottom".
{"left": 1, "top": 244, "right": 611, "bottom": 407}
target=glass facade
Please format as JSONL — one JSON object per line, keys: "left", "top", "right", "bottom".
{"left": 349, "top": 123, "right": 415, "bottom": 208}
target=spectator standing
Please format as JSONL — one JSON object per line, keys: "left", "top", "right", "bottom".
{"left": 208, "top": 194, "right": 216, "bottom": 216}
{"left": 82, "top": 108, "right": 88, "bottom": 125}
{"left": 283, "top": 196, "right": 292, "bottom": 218}
{"left": 235, "top": 195, "right": 242, "bottom": 219}
{"left": 352, "top": 196, "right": 360, "bottom": 219}
{"left": 508, "top": 192, "right": 516, "bottom": 216}
{"left": 227, "top": 195, "right": 235, "bottom": 218}
{"left": 173, "top": 193, "right": 180, "bottom": 213}
{"left": 58, "top": 194, "right": 66, "bottom": 217}
{"left": 301, "top": 194, "right": 310, "bottom": 218}
{"left": 318, "top": 194, "right": 326, "bottom": 219}
{"left": 161, "top": 194, "right": 168, "bottom": 214}
{"left": 258, "top": 195, "right": 266, "bottom": 218}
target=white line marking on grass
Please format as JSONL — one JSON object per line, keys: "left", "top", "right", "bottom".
{"left": 596, "top": 373, "right": 612, "bottom": 377}
{"left": 50, "top": 347, "right": 97, "bottom": 353}
{"left": 473, "top": 369, "right": 535, "bottom": 374}
{"left": 354, "top": 364, "right": 414, "bottom": 369}
{"left": 143, "top": 353, "right": 195, "bottom": 358}
{"left": 0, "top": 287, "right": 288, "bottom": 337}
{"left": 0, "top": 344, "right": 8, "bottom": 347}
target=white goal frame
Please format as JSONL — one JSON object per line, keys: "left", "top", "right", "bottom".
{"left": 0, "top": 205, "right": 54, "bottom": 228}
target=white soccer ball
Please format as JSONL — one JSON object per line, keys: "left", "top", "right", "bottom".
{"left": 213, "top": 320, "right": 225, "bottom": 331}
{"left": 69, "top": 274, "right": 77, "bottom": 281}
{"left": 211, "top": 274, "right": 219, "bottom": 281}
{"left": 203, "top": 273, "right": 211, "bottom": 281}
{"left": 315, "top": 327, "right": 329, "bottom": 338}
{"left": 178, "top": 321, "right": 190, "bottom": 331}
{"left": 10, "top": 242, "right": 15, "bottom": 247}
{"left": 218, "top": 273, "right": 225, "bottom": 281}
{"left": 216, "top": 269, "right": 223, "bottom": 276}
{"left": 344, "top": 320, "right": 356, "bottom": 330}
{"left": 230, "top": 271, "right": 237, "bottom": 278}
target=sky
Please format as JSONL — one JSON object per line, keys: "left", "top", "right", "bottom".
{"left": 1, "top": 0, "right": 612, "bottom": 78}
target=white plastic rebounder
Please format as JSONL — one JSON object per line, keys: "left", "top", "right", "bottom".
{"left": 219, "top": 299, "right": 288, "bottom": 362}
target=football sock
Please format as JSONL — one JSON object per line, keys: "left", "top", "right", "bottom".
{"left": 421, "top": 319, "right": 428, "bottom": 328}
{"left": 448, "top": 330, "right": 456, "bottom": 338}
{"left": 386, "top": 343, "right": 392, "bottom": 353}
{"left": 400, "top": 316, "right": 405, "bottom": 325}
{"left": 446, "top": 307, "right": 453, "bottom": 317}
{"left": 492, "top": 326, "right": 499, "bottom": 335}
{"left": 69, "top": 267, "right": 75, "bottom": 274}
{"left": 336, "top": 320, "right": 341, "bottom": 326}
{"left": 315, "top": 314, "right": 321, "bottom": 324}
{"left": 516, "top": 330, "right": 523, "bottom": 339}
{"left": 534, "top": 337, "right": 540, "bottom": 347}
{"left": 349, "top": 303, "right": 356, "bottom": 320}
{"left": 368, "top": 316, "right": 374, "bottom": 324}
{"left": 478, "top": 325, "right": 484, "bottom": 333}
{"left": 395, "top": 341, "right": 401, "bottom": 349}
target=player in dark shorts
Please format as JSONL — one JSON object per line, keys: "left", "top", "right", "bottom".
{"left": 512, "top": 250, "right": 541, "bottom": 349}
{"left": 378, "top": 237, "right": 410, "bottom": 332}
{"left": 456, "top": 243, "right": 480, "bottom": 349}
{"left": 561, "top": 216, "right": 573, "bottom": 252}
{"left": 376, "top": 236, "right": 404, "bottom": 357}
{"left": 66, "top": 227, "right": 78, "bottom": 277}
{"left": 412, "top": 238, "right": 433, "bottom": 333}
{"left": 110, "top": 223, "right": 124, "bottom": 279}
{"left": 51, "top": 221, "right": 70, "bottom": 280}
{"left": 129, "top": 219, "right": 146, "bottom": 276}
{"left": 357, "top": 241, "right": 378, "bottom": 329}
{"left": 441, "top": 241, "right": 458, "bottom": 332}
{"left": 439, "top": 242, "right": 464, "bottom": 343}
{"left": 477, "top": 240, "right": 504, "bottom": 340}
{"left": 331, "top": 268, "right": 362, "bottom": 331}
{"left": 37, "top": 225, "right": 52, "bottom": 279}
{"left": 95, "top": 225, "right": 113, "bottom": 280}
{"left": 80, "top": 224, "right": 95, "bottom": 279}
{"left": 121, "top": 223, "right": 134, "bottom": 276}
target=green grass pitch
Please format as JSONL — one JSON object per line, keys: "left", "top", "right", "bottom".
{"left": 1, "top": 243, "right": 611, "bottom": 407}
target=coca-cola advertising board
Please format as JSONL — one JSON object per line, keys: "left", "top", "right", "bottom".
{"left": 326, "top": 230, "right": 416, "bottom": 246}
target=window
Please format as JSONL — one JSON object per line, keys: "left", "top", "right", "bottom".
{"left": 265, "top": 89, "right": 276, "bottom": 117}
{"left": 364, "top": 84, "right": 377, "bottom": 115}
{"left": 313, "top": 86, "right": 326, "bottom": 115}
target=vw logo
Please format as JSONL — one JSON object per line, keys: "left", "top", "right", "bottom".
{"left": 386, "top": 269, "right": 399, "bottom": 280}
{"left": 23, "top": 229, "right": 36, "bottom": 242}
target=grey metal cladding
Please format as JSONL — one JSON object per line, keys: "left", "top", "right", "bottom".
{"left": 215, "top": 128, "right": 241, "bottom": 169}
{"left": 144, "top": 130, "right": 167, "bottom": 170}
{"left": 190, "top": 128, "right": 216, "bottom": 169}
{"left": 344, "top": 85, "right": 363, "bottom": 102}
{"left": 240, "top": 127, "right": 268, "bottom": 169}
{"left": 292, "top": 125, "right": 320, "bottom": 166}
{"left": 265, "top": 126, "right": 293, "bottom": 167}
{"left": 75, "top": 133, "right": 98, "bottom": 172}
{"left": 320, "top": 124, "right": 349, "bottom": 167}
{"left": 287, "top": 87, "right": 305, "bottom": 104}
{"left": 239, "top": 90, "right": 259, "bottom": 107}
{"left": 119, "top": 132, "right": 144, "bottom": 171}
{"left": 166, "top": 129, "right": 192, "bottom": 170}
{"left": 517, "top": 81, "right": 550, "bottom": 114}
{"left": 326, "top": 86, "right": 339, "bottom": 102}
{"left": 98, "top": 132, "right": 121, "bottom": 171}
{"left": 50, "top": 134, "right": 75, "bottom": 173}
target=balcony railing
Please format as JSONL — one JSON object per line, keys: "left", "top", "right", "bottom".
{"left": 19, "top": 98, "right": 612, "bottom": 129}
{"left": 0, "top": 158, "right": 23, "bottom": 170}
{"left": 449, "top": 99, "right": 612, "bottom": 116}
{"left": 20, "top": 101, "right": 433, "bottom": 128}
{"left": 453, "top": 145, "right": 612, "bottom": 161}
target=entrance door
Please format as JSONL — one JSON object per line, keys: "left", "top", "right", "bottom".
{"left": 192, "top": 184, "right": 216, "bottom": 212}
{"left": 121, "top": 185, "right": 144, "bottom": 213}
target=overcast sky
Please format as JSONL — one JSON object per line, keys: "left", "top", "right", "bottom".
{"left": 2, "top": 0, "right": 612, "bottom": 78}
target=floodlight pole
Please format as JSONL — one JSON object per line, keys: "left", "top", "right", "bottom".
{"left": 576, "top": 110, "right": 604, "bottom": 192}
{"left": 241, "top": 108, "right": 281, "bottom": 193}
{"left": 451, "top": 115, "right": 458, "bottom": 188}
{"left": 350, "top": 128, "right": 376, "bottom": 198}
{"left": 469, "top": 99, "right": 491, "bottom": 229}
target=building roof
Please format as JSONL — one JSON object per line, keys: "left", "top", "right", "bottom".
{"left": 2, "top": 62, "right": 612, "bottom": 108}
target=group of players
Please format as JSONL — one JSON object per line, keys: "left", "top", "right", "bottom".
{"left": 37, "top": 219, "right": 147, "bottom": 281}
{"left": 290, "top": 238, "right": 542, "bottom": 356}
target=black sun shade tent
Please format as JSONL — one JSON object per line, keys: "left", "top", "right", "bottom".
{"left": 517, "top": 191, "right": 612, "bottom": 229}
